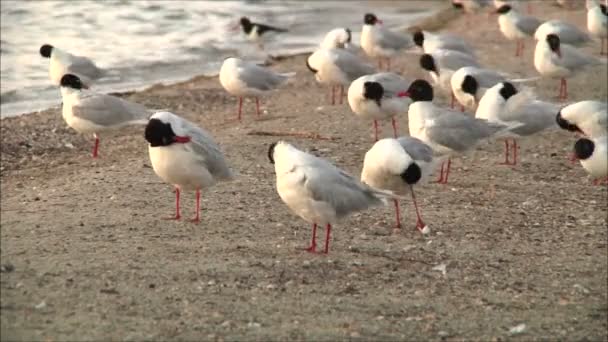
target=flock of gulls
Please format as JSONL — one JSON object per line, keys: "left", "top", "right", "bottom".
{"left": 38, "top": 0, "right": 607, "bottom": 254}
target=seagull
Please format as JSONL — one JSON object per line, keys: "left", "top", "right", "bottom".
{"left": 59, "top": 74, "right": 150, "bottom": 158}
{"left": 39, "top": 44, "right": 105, "bottom": 87}
{"left": 360, "top": 13, "right": 413, "bottom": 70}
{"left": 587, "top": 0, "right": 608, "bottom": 55}
{"left": 361, "top": 137, "right": 434, "bottom": 233}
{"left": 556, "top": 100, "right": 607, "bottom": 137}
{"left": 573, "top": 135, "right": 608, "bottom": 184}
{"left": 412, "top": 30, "right": 475, "bottom": 56}
{"left": 534, "top": 34, "right": 604, "bottom": 100}
{"left": 306, "top": 48, "right": 375, "bottom": 105}
{"left": 534, "top": 20, "right": 592, "bottom": 46}
{"left": 268, "top": 141, "right": 399, "bottom": 254}
{"left": 347, "top": 72, "right": 411, "bottom": 141}
{"left": 219, "top": 57, "right": 292, "bottom": 121}
{"left": 450, "top": 66, "right": 507, "bottom": 111}
{"left": 235, "top": 17, "right": 287, "bottom": 48}
{"left": 476, "top": 82, "right": 558, "bottom": 165}
{"left": 495, "top": 4, "right": 542, "bottom": 57}
{"left": 144, "top": 112, "right": 234, "bottom": 223}
{"left": 400, "top": 79, "right": 513, "bottom": 184}
{"left": 419, "top": 50, "right": 479, "bottom": 108}
{"left": 321, "top": 28, "right": 352, "bottom": 49}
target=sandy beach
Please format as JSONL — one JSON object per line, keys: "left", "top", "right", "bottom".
{"left": 1, "top": 1, "right": 607, "bottom": 340}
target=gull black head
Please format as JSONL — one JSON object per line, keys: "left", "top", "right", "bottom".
{"left": 267, "top": 142, "right": 278, "bottom": 164}
{"left": 345, "top": 28, "right": 352, "bottom": 43}
{"left": 144, "top": 118, "right": 177, "bottom": 147}
{"left": 40, "top": 44, "right": 53, "bottom": 58}
{"left": 555, "top": 110, "right": 580, "bottom": 133}
{"left": 499, "top": 82, "right": 518, "bottom": 100}
{"left": 420, "top": 54, "right": 438, "bottom": 74}
{"left": 413, "top": 30, "right": 424, "bottom": 47}
{"left": 364, "top": 13, "right": 379, "bottom": 25}
{"left": 60, "top": 74, "right": 84, "bottom": 90}
{"left": 461, "top": 75, "right": 478, "bottom": 96}
{"left": 239, "top": 17, "right": 252, "bottom": 32}
{"left": 404, "top": 79, "right": 434, "bottom": 102}
{"left": 363, "top": 81, "right": 384, "bottom": 106}
{"left": 546, "top": 34, "right": 561, "bottom": 53}
{"left": 600, "top": 4, "right": 607, "bottom": 15}
{"left": 452, "top": 1, "right": 464, "bottom": 9}
{"left": 400, "top": 163, "right": 422, "bottom": 185}
{"left": 496, "top": 5, "right": 512, "bottom": 14}
{"left": 574, "top": 138, "right": 594, "bottom": 160}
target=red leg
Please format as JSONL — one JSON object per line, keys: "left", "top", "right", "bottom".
{"left": 255, "top": 97, "right": 260, "bottom": 116}
{"left": 92, "top": 134, "right": 99, "bottom": 158}
{"left": 460, "top": 104, "right": 465, "bottom": 112}
{"left": 386, "top": 58, "right": 391, "bottom": 71}
{"left": 323, "top": 224, "right": 332, "bottom": 254}
{"left": 163, "top": 187, "right": 181, "bottom": 220}
{"left": 514, "top": 41, "right": 519, "bottom": 57}
{"left": 373, "top": 120, "right": 379, "bottom": 142}
{"left": 331, "top": 85, "right": 336, "bottom": 105}
{"left": 499, "top": 139, "right": 511, "bottom": 165}
{"left": 238, "top": 97, "right": 243, "bottom": 121}
{"left": 512, "top": 139, "right": 518, "bottom": 165}
{"left": 378, "top": 59, "right": 383, "bottom": 70}
{"left": 601, "top": 38, "right": 606, "bottom": 56}
{"left": 304, "top": 223, "right": 318, "bottom": 253}
{"left": 450, "top": 93, "right": 456, "bottom": 109}
{"left": 409, "top": 186, "right": 426, "bottom": 232}
{"left": 527, "top": 2, "right": 533, "bottom": 14}
{"left": 339, "top": 85, "right": 344, "bottom": 104}
{"left": 189, "top": 189, "right": 201, "bottom": 223}
{"left": 563, "top": 79, "right": 568, "bottom": 99}
{"left": 442, "top": 158, "right": 452, "bottom": 184}
{"left": 393, "top": 199, "right": 402, "bottom": 229}
{"left": 520, "top": 41, "right": 524, "bottom": 56}
{"left": 432, "top": 162, "right": 445, "bottom": 183}
{"left": 391, "top": 117, "right": 398, "bottom": 138}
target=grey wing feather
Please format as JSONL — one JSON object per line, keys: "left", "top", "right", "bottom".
{"left": 239, "top": 64, "right": 288, "bottom": 91}
{"left": 560, "top": 45, "right": 601, "bottom": 69}
{"left": 515, "top": 16, "right": 542, "bottom": 35}
{"left": 72, "top": 94, "right": 150, "bottom": 127}
{"left": 427, "top": 113, "right": 507, "bottom": 152}
{"left": 473, "top": 69, "right": 507, "bottom": 87}
{"left": 303, "top": 158, "right": 383, "bottom": 218}
{"left": 378, "top": 28, "right": 413, "bottom": 51}
{"left": 335, "top": 52, "right": 376, "bottom": 82}
{"left": 397, "top": 136, "right": 434, "bottom": 162}
{"left": 556, "top": 24, "right": 591, "bottom": 44}
{"left": 371, "top": 73, "right": 410, "bottom": 96}
{"left": 68, "top": 55, "right": 105, "bottom": 80}
{"left": 184, "top": 122, "right": 234, "bottom": 180}
{"left": 501, "top": 94, "right": 558, "bottom": 135}
{"left": 437, "top": 51, "right": 479, "bottom": 70}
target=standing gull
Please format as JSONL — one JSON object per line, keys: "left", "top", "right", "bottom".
{"left": 400, "top": 79, "right": 512, "bottom": 184}
{"left": 361, "top": 137, "right": 434, "bottom": 233}
{"left": 556, "top": 100, "right": 607, "bottom": 137}
{"left": 144, "top": 112, "right": 234, "bottom": 223}
{"left": 495, "top": 5, "right": 542, "bottom": 57}
{"left": 534, "top": 20, "right": 592, "bottom": 46}
{"left": 360, "top": 13, "right": 413, "bottom": 70}
{"left": 306, "top": 48, "right": 375, "bottom": 105}
{"left": 39, "top": 44, "right": 105, "bottom": 87}
{"left": 450, "top": 66, "right": 507, "bottom": 111}
{"left": 476, "top": 82, "right": 558, "bottom": 165}
{"left": 268, "top": 141, "right": 397, "bottom": 254}
{"left": 219, "top": 57, "right": 292, "bottom": 121}
{"left": 59, "top": 74, "right": 150, "bottom": 158}
{"left": 347, "top": 72, "right": 411, "bottom": 141}
{"left": 587, "top": 0, "right": 608, "bottom": 55}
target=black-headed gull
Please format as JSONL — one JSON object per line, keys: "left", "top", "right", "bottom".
{"left": 401, "top": 79, "right": 513, "bottom": 184}
{"left": 495, "top": 5, "right": 542, "bottom": 57}
{"left": 534, "top": 20, "right": 592, "bottom": 46}
{"left": 412, "top": 30, "right": 475, "bottom": 56}
{"left": 573, "top": 135, "right": 608, "bottom": 184}
{"left": 268, "top": 141, "right": 398, "bottom": 254}
{"left": 450, "top": 66, "right": 507, "bottom": 111}
{"left": 306, "top": 48, "right": 375, "bottom": 105}
{"left": 235, "top": 17, "right": 287, "bottom": 48}
{"left": 476, "top": 82, "right": 558, "bottom": 165}
{"left": 419, "top": 50, "right": 479, "bottom": 108}
{"left": 347, "top": 72, "right": 411, "bottom": 141}
{"left": 360, "top": 13, "right": 413, "bottom": 70}
{"left": 361, "top": 137, "right": 434, "bottom": 233}
{"left": 40, "top": 44, "right": 105, "bottom": 87}
{"left": 60, "top": 74, "right": 150, "bottom": 158}
{"left": 534, "top": 34, "right": 604, "bottom": 100}
{"left": 587, "top": 0, "right": 608, "bottom": 55}
{"left": 144, "top": 112, "right": 234, "bottom": 223}
{"left": 219, "top": 57, "right": 292, "bottom": 120}
{"left": 556, "top": 100, "right": 607, "bottom": 137}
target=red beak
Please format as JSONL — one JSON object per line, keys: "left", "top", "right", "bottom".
{"left": 173, "top": 136, "right": 191, "bottom": 143}
{"left": 377, "top": 19, "right": 383, "bottom": 25}
{"left": 397, "top": 91, "right": 410, "bottom": 98}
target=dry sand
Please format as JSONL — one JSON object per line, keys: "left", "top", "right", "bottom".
{"left": 1, "top": 2, "right": 607, "bottom": 341}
